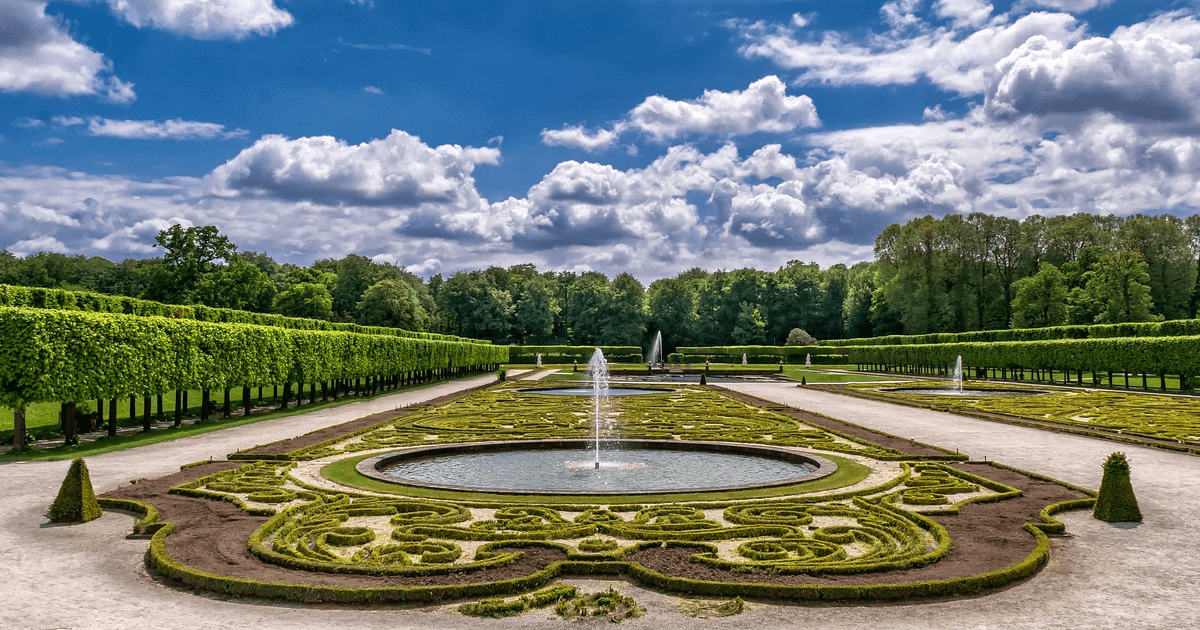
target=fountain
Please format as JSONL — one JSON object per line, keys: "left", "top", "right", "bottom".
{"left": 647, "top": 331, "right": 663, "bottom": 368}
{"left": 885, "top": 355, "right": 1044, "bottom": 396}
{"left": 587, "top": 347, "right": 610, "bottom": 469}
{"left": 536, "top": 353, "right": 543, "bottom": 368}
{"left": 805, "top": 353, "right": 812, "bottom": 368}
{"left": 742, "top": 353, "right": 748, "bottom": 366}
{"left": 952, "top": 355, "right": 963, "bottom": 393}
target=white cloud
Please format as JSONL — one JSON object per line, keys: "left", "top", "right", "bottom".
{"left": 987, "top": 13, "right": 1200, "bottom": 121}
{"left": 86, "top": 117, "right": 249, "bottom": 140}
{"left": 731, "top": 8, "right": 1083, "bottom": 96}
{"left": 206, "top": 130, "right": 500, "bottom": 211}
{"left": 105, "top": 0, "right": 294, "bottom": 40}
{"left": 337, "top": 37, "right": 431, "bottom": 55}
{"left": 627, "top": 75, "right": 820, "bottom": 141}
{"left": 51, "top": 116, "right": 85, "bottom": 127}
{"left": 7, "top": 235, "right": 68, "bottom": 256}
{"left": 14, "top": 201, "right": 79, "bottom": 226}
{"left": 364, "top": 85, "right": 383, "bottom": 94}
{"left": 934, "top": 0, "right": 994, "bottom": 29}
{"left": 923, "top": 105, "right": 949, "bottom": 121}
{"left": 540, "top": 126, "right": 621, "bottom": 152}
{"left": 541, "top": 76, "right": 819, "bottom": 150}
{"left": 0, "top": 0, "right": 136, "bottom": 102}
{"left": 1017, "top": 0, "right": 1112, "bottom": 12}
{"left": 12, "top": 117, "right": 45, "bottom": 128}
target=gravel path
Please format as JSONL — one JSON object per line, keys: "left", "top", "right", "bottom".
{"left": 3, "top": 379, "right": 1197, "bottom": 629}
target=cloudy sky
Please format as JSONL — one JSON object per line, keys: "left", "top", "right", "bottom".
{"left": 2, "top": 0, "right": 1199, "bottom": 281}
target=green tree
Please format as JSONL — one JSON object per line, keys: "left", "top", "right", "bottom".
{"left": 193, "top": 255, "right": 276, "bottom": 311}
{"left": 646, "top": 277, "right": 698, "bottom": 349}
{"left": 437, "top": 270, "right": 513, "bottom": 341}
{"left": 731, "top": 302, "right": 768, "bottom": 344}
{"left": 785, "top": 328, "right": 818, "bottom": 345}
{"left": 1009, "top": 263, "right": 1069, "bottom": 329}
{"left": 356, "top": 279, "right": 429, "bottom": 330}
{"left": 1082, "top": 251, "right": 1158, "bottom": 324}
{"left": 602, "top": 273, "right": 645, "bottom": 346}
{"left": 150, "top": 224, "right": 237, "bottom": 304}
{"left": 273, "top": 282, "right": 335, "bottom": 320}
{"left": 509, "top": 268, "right": 558, "bottom": 344}
{"left": 564, "top": 272, "right": 610, "bottom": 345}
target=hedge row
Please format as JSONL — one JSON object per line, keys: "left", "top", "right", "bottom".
{"left": 670, "top": 346, "right": 844, "bottom": 365}
{"left": 0, "top": 307, "right": 509, "bottom": 408}
{"left": 0, "top": 284, "right": 481, "bottom": 343}
{"left": 826, "top": 318, "right": 1200, "bottom": 347}
{"left": 846, "top": 336, "right": 1200, "bottom": 380}
{"left": 507, "top": 346, "right": 643, "bottom": 364}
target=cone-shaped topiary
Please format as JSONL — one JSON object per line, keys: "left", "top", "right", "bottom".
{"left": 46, "top": 457, "right": 102, "bottom": 523}
{"left": 1093, "top": 452, "right": 1142, "bottom": 523}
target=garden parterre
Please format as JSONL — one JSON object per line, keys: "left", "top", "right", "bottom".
{"left": 108, "top": 383, "right": 1092, "bottom": 611}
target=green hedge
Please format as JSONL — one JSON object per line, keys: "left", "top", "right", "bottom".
{"left": 827, "top": 319, "right": 1200, "bottom": 346}
{"left": 0, "top": 307, "right": 508, "bottom": 408}
{"left": 846, "top": 336, "right": 1200, "bottom": 380}
{"left": 507, "top": 346, "right": 643, "bottom": 364}
{"left": 671, "top": 346, "right": 845, "bottom": 364}
{"left": 0, "top": 284, "right": 481, "bottom": 343}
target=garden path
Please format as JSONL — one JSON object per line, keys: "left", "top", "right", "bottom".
{"left": 2, "top": 378, "right": 1196, "bottom": 629}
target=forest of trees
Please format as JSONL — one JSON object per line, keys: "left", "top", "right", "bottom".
{"left": 3, "top": 213, "right": 1198, "bottom": 351}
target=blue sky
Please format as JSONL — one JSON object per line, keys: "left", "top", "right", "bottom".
{"left": 2, "top": 0, "right": 1198, "bottom": 280}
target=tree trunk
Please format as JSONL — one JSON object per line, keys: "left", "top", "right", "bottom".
{"left": 62, "top": 402, "right": 77, "bottom": 445}
{"left": 174, "top": 390, "right": 183, "bottom": 427}
{"left": 223, "top": 388, "right": 232, "bottom": 417}
{"left": 13, "top": 408, "right": 26, "bottom": 449}
{"left": 108, "top": 398, "right": 117, "bottom": 437}
{"left": 182, "top": 390, "right": 189, "bottom": 419}
{"left": 143, "top": 396, "right": 152, "bottom": 432}
{"left": 243, "top": 387, "right": 252, "bottom": 417}
{"left": 129, "top": 396, "right": 136, "bottom": 422}
{"left": 280, "top": 383, "right": 292, "bottom": 410}
{"left": 201, "top": 390, "right": 211, "bottom": 421}
{"left": 156, "top": 394, "right": 163, "bottom": 421}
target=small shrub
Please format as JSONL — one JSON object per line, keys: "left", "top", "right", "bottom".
{"left": 1093, "top": 452, "right": 1142, "bottom": 522}
{"left": 786, "top": 328, "right": 819, "bottom": 346}
{"left": 46, "top": 457, "right": 102, "bottom": 523}
{"left": 497, "top": 368, "right": 507, "bottom": 381}
{"left": 680, "top": 596, "right": 745, "bottom": 618}
{"left": 555, "top": 588, "right": 644, "bottom": 623}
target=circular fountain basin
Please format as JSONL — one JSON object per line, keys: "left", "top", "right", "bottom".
{"left": 519, "top": 387, "right": 668, "bottom": 396}
{"left": 358, "top": 439, "right": 835, "bottom": 495}
{"left": 884, "top": 387, "right": 1044, "bottom": 397}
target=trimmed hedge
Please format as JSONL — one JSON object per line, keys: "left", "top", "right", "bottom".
{"left": 0, "top": 284, "right": 482, "bottom": 343}
{"left": 0, "top": 307, "right": 508, "bottom": 408}
{"left": 827, "top": 318, "right": 1200, "bottom": 347}
{"left": 1093, "top": 453, "right": 1142, "bottom": 523}
{"left": 845, "top": 336, "right": 1200, "bottom": 382}
{"left": 507, "top": 346, "right": 643, "bottom": 364}
{"left": 46, "top": 457, "right": 101, "bottom": 523}
{"left": 671, "top": 346, "right": 845, "bottom": 364}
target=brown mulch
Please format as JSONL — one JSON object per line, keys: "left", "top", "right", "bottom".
{"left": 627, "top": 462, "right": 1088, "bottom": 586}
{"left": 238, "top": 379, "right": 502, "bottom": 457}
{"left": 714, "top": 386, "right": 954, "bottom": 458}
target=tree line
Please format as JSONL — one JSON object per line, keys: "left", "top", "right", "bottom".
{"left": 2, "top": 212, "right": 1198, "bottom": 351}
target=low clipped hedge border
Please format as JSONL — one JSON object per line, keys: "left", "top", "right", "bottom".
{"left": 95, "top": 497, "right": 164, "bottom": 535}
{"left": 137, "top": 506, "right": 1083, "bottom": 604}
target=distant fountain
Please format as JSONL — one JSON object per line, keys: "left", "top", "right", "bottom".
{"left": 647, "top": 331, "right": 663, "bottom": 368}
{"left": 952, "top": 355, "right": 963, "bottom": 393}
{"left": 805, "top": 353, "right": 812, "bottom": 368}
{"left": 587, "top": 348, "right": 611, "bottom": 469}
{"left": 536, "top": 353, "right": 543, "bottom": 368}
{"left": 742, "top": 353, "right": 748, "bottom": 366}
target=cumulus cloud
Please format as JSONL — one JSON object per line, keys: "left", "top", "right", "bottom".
{"left": 82, "top": 117, "right": 249, "bottom": 140}
{"left": 7, "top": 235, "right": 68, "bottom": 256}
{"left": 1017, "top": 0, "right": 1112, "bottom": 12}
{"left": 731, "top": 8, "right": 1083, "bottom": 95}
{"left": 540, "top": 76, "right": 819, "bottom": 150}
{"left": 207, "top": 129, "right": 500, "bottom": 211}
{"left": 540, "top": 126, "right": 621, "bottom": 152}
{"left": 933, "top": 0, "right": 994, "bottom": 29}
{"left": 364, "top": 85, "right": 383, "bottom": 94}
{"left": 0, "top": 0, "right": 136, "bottom": 102}
{"left": 987, "top": 13, "right": 1200, "bottom": 121}
{"left": 105, "top": 0, "right": 294, "bottom": 40}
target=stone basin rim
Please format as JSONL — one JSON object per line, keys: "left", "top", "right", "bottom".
{"left": 356, "top": 438, "right": 838, "bottom": 496}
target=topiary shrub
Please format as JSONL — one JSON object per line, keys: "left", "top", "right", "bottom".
{"left": 1093, "top": 452, "right": 1142, "bottom": 523}
{"left": 497, "top": 368, "right": 507, "bottom": 381}
{"left": 46, "top": 457, "right": 102, "bottom": 523}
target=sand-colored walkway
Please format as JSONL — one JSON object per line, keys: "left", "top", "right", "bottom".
{"left": 2, "top": 379, "right": 1197, "bottom": 629}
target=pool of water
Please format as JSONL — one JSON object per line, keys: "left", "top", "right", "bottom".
{"left": 377, "top": 446, "right": 818, "bottom": 493}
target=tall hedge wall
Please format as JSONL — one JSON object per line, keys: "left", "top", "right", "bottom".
{"left": 507, "top": 346, "right": 643, "bottom": 364}
{"left": 845, "top": 336, "right": 1200, "bottom": 378}
{"left": 0, "top": 284, "right": 482, "bottom": 344}
{"left": 825, "top": 319, "right": 1200, "bottom": 347}
{"left": 0, "top": 307, "right": 509, "bottom": 408}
